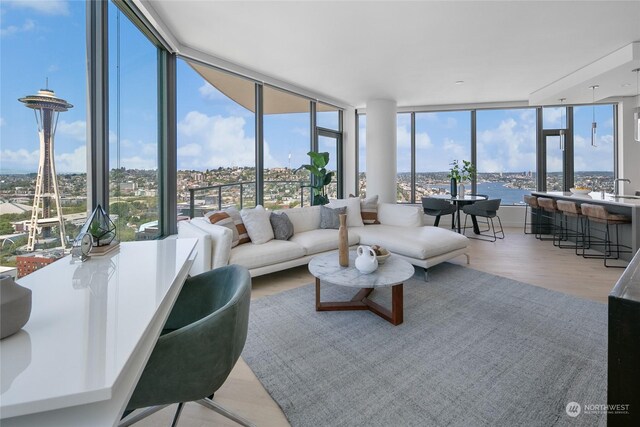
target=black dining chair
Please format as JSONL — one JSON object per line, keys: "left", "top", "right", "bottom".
{"left": 422, "top": 197, "right": 456, "bottom": 228}
{"left": 462, "top": 199, "right": 504, "bottom": 242}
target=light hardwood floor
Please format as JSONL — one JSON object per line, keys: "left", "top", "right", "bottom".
{"left": 136, "top": 227, "right": 624, "bottom": 426}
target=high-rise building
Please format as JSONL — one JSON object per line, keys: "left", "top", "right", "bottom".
{"left": 18, "top": 88, "right": 73, "bottom": 251}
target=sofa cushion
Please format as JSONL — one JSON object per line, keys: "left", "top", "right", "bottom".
{"left": 354, "top": 225, "right": 467, "bottom": 260}
{"left": 229, "top": 240, "right": 305, "bottom": 270}
{"left": 319, "top": 205, "right": 346, "bottom": 229}
{"left": 240, "top": 205, "right": 274, "bottom": 244}
{"left": 203, "top": 210, "right": 239, "bottom": 247}
{"left": 226, "top": 207, "right": 250, "bottom": 245}
{"left": 289, "top": 229, "right": 360, "bottom": 256}
{"left": 270, "top": 212, "right": 294, "bottom": 240}
{"left": 377, "top": 203, "right": 423, "bottom": 227}
{"left": 360, "top": 195, "right": 380, "bottom": 224}
{"left": 284, "top": 205, "right": 321, "bottom": 233}
{"left": 328, "top": 197, "right": 364, "bottom": 227}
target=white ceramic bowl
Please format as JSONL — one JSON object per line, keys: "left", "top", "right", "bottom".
{"left": 570, "top": 188, "right": 591, "bottom": 195}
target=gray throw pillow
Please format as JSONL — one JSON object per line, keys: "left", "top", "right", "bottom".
{"left": 320, "top": 206, "right": 346, "bottom": 229}
{"left": 270, "top": 212, "right": 294, "bottom": 240}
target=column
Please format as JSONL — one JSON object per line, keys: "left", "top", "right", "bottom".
{"left": 366, "top": 99, "right": 397, "bottom": 203}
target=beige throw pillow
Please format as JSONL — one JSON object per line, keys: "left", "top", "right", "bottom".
{"left": 360, "top": 195, "right": 380, "bottom": 224}
{"left": 240, "top": 205, "right": 274, "bottom": 244}
{"left": 204, "top": 210, "right": 240, "bottom": 247}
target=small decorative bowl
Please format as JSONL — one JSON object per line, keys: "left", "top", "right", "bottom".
{"left": 375, "top": 248, "right": 391, "bottom": 264}
{"left": 570, "top": 188, "right": 591, "bottom": 195}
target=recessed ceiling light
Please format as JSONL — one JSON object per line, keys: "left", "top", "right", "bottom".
{"left": 455, "top": 80, "right": 464, "bottom": 85}
{"left": 621, "top": 83, "right": 631, "bottom": 87}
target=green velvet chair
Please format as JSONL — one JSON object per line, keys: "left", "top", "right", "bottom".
{"left": 119, "top": 265, "right": 254, "bottom": 427}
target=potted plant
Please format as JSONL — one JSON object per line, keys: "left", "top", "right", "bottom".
{"left": 448, "top": 160, "right": 476, "bottom": 197}
{"left": 296, "top": 151, "right": 334, "bottom": 205}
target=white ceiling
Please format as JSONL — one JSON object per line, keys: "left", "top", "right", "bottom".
{"left": 142, "top": 1, "right": 640, "bottom": 108}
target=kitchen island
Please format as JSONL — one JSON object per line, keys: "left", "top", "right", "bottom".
{"left": 532, "top": 191, "right": 640, "bottom": 262}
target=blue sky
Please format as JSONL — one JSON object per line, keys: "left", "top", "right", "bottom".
{"left": 0, "top": 0, "right": 614, "bottom": 176}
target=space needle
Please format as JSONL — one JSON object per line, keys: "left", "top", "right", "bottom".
{"left": 19, "top": 87, "right": 73, "bottom": 251}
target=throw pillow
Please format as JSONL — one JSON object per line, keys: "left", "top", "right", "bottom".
{"left": 327, "top": 197, "right": 364, "bottom": 227}
{"left": 360, "top": 195, "right": 380, "bottom": 225}
{"left": 240, "top": 205, "right": 274, "bottom": 244}
{"left": 319, "top": 205, "right": 346, "bottom": 229}
{"left": 203, "top": 210, "right": 240, "bottom": 247}
{"left": 226, "top": 207, "right": 251, "bottom": 245}
{"left": 270, "top": 212, "right": 294, "bottom": 240}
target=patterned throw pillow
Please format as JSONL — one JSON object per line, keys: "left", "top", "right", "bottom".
{"left": 270, "top": 212, "right": 294, "bottom": 240}
{"left": 203, "top": 210, "right": 240, "bottom": 247}
{"left": 226, "top": 207, "right": 251, "bottom": 245}
{"left": 319, "top": 205, "right": 346, "bottom": 229}
{"left": 360, "top": 195, "right": 380, "bottom": 224}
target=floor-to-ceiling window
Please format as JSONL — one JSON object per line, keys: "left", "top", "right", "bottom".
{"left": 0, "top": 0, "right": 88, "bottom": 274}
{"left": 108, "top": 1, "right": 160, "bottom": 241}
{"left": 357, "top": 113, "right": 367, "bottom": 196}
{"left": 263, "top": 86, "right": 312, "bottom": 209}
{"left": 396, "top": 113, "right": 412, "bottom": 202}
{"left": 317, "top": 103, "right": 341, "bottom": 199}
{"left": 176, "top": 60, "right": 256, "bottom": 215}
{"left": 415, "top": 111, "right": 471, "bottom": 200}
{"left": 573, "top": 104, "right": 615, "bottom": 193}
{"left": 476, "top": 108, "right": 537, "bottom": 204}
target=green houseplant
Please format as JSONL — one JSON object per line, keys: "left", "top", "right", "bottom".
{"left": 296, "top": 151, "right": 334, "bottom": 205}
{"left": 448, "top": 160, "right": 476, "bottom": 196}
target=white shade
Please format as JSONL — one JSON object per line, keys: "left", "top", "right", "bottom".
{"left": 635, "top": 110, "right": 640, "bottom": 142}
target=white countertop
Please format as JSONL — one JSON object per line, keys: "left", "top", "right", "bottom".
{"left": 0, "top": 239, "right": 197, "bottom": 422}
{"left": 533, "top": 191, "right": 640, "bottom": 207}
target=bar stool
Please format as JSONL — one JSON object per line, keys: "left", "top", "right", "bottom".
{"left": 555, "top": 200, "right": 584, "bottom": 254}
{"left": 580, "top": 203, "right": 632, "bottom": 268}
{"left": 536, "top": 197, "right": 561, "bottom": 242}
{"left": 523, "top": 195, "right": 539, "bottom": 235}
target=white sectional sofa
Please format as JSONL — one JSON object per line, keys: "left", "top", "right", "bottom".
{"left": 178, "top": 202, "right": 469, "bottom": 279}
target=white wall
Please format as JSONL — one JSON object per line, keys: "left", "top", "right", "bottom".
{"left": 366, "top": 99, "right": 397, "bottom": 203}
{"left": 618, "top": 96, "right": 640, "bottom": 195}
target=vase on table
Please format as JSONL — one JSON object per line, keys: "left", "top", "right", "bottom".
{"left": 458, "top": 182, "right": 465, "bottom": 197}
{"left": 338, "top": 214, "right": 349, "bottom": 267}
{"left": 450, "top": 178, "right": 458, "bottom": 197}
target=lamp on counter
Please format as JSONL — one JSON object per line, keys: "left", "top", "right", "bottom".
{"left": 634, "top": 68, "right": 640, "bottom": 143}
{"left": 590, "top": 85, "right": 599, "bottom": 147}
{"left": 559, "top": 98, "right": 566, "bottom": 151}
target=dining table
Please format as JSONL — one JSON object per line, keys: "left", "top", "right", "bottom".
{"left": 430, "top": 194, "right": 488, "bottom": 234}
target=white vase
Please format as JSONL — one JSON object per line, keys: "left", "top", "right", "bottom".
{"left": 458, "top": 183, "right": 465, "bottom": 197}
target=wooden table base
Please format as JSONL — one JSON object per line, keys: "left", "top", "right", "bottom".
{"left": 315, "top": 278, "right": 404, "bottom": 325}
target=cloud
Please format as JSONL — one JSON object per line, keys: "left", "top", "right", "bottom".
{"left": 198, "top": 81, "right": 225, "bottom": 101}
{"left": 543, "top": 107, "right": 563, "bottom": 126}
{"left": 1, "top": 19, "right": 35, "bottom": 37}
{"left": 0, "top": 144, "right": 86, "bottom": 173}
{"left": 57, "top": 120, "right": 86, "bottom": 141}
{"left": 0, "top": 148, "right": 39, "bottom": 169}
{"left": 5, "top": 0, "right": 69, "bottom": 15}
{"left": 56, "top": 145, "right": 86, "bottom": 173}
{"left": 177, "top": 110, "right": 277, "bottom": 169}
{"left": 0, "top": 117, "right": 5, "bottom": 127}
{"left": 477, "top": 114, "right": 537, "bottom": 172}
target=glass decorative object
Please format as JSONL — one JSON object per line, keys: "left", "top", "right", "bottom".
{"left": 79, "top": 205, "right": 116, "bottom": 247}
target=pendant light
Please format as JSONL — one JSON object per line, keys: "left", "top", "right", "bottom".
{"left": 634, "top": 68, "right": 640, "bottom": 143}
{"left": 590, "top": 85, "right": 599, "bottom": 147}
{"left": 559, "top": 98, "right": 566, "bottom": 151}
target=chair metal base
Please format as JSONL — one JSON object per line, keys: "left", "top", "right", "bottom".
{"left": 119, "top": 398, "right": 255, "bottom": 427}
{"left": 463, "top": 215, "right": 504, "bottom": 242}
{"left": 197, "top": 398, "right": 256, "bottom": 427}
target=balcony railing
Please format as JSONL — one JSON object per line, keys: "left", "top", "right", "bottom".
{"left": 187, "top": 180, "right": 311, "bottom": 218}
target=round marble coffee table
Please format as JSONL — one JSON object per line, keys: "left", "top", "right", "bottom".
{"left": 308, "top": 250, "right": 414, "bottom": 325}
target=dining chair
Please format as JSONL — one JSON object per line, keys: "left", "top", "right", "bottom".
{"left": 421, "top": 197, "right": 456, "bottom": 228}
{"left": 462, "top": 199, "right": 504, "bottom": 242}
{"left": 119, "top": 264, "right": 254, "bottom": 427}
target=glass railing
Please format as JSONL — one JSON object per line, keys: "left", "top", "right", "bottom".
{"left": 186, "top": 180, "right": 312, "bottom": 218}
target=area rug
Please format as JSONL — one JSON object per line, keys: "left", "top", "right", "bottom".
{"left": 243, "top": 263, "right": 607, "bottom": 427}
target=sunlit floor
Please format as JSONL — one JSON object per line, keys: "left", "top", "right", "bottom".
{"left": 135, "top": 227, "right": 623, "bottom": 426}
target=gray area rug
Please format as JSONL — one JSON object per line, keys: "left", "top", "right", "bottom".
{"left": 243, "top": 263, "right": 607, "bottom": 427}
